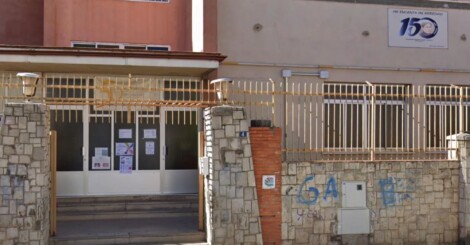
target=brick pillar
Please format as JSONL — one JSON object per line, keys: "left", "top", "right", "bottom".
{"left": 250, "top": 127, "right": 282, "bottom": 245}
{"left": 204, "top": 106, "right": 263, "bottom": 245}
{"left": 0, "top": 103, "right": 50, "bottom": 245}
{"left": 457, "top": 133, "right": 470, "bottom": 243}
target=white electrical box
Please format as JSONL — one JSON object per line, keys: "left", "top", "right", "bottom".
{"left": 199, "top": 157, "right": 209, "bottom": 176}
{"left": 338, "top": 181, "right": 370, "bottom": 234}
{"left": 338, "top": 208, "right": 370, "bottom": 234}
{"left": 342, "top": 181, "right": 366, "bottom": 208}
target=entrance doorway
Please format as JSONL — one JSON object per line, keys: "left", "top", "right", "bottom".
{"left": 50, "top": 106, "right": 199, "bottom": 196}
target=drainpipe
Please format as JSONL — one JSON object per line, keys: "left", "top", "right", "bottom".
{"left": 281, "top": 69, "right": 330, "bottom": 161}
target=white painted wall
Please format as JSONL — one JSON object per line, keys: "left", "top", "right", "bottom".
{"left": 192, "top": 0, "right": 204, "bottom": 52}
{"left": 217, "top": 0, "right": 470, "bottom": 83}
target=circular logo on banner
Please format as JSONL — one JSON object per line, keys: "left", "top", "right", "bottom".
{"left": 399, "top": 17, "right": 439, "bottom": 39}
{"left": 419, "top": 18, "right": 438, "bottom": 39}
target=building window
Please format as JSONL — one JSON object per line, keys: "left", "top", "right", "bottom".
{"left": 323, "top": 83, "right": 410, "bottom": 149}
{"left": 425, "top": 86, "right": 465, "bottom": 148}
{"left": 72, "top": 42, "right": 170, "bottom": 51}
{"left": 324, "top": 84, "right": 367, "bottom": 148}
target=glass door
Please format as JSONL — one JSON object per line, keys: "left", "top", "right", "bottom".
{"left": 161, "top": 108, "right": 199, "bottom": 193}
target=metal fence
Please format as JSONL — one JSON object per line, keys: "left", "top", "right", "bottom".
{"left": 283, "top": 81, "right": 466, "bottom": 162}
{"left": 0, "top": 72, "right": 465, "bottom": 162}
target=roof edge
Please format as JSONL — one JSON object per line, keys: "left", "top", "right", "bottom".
{"left": 0, "top": 45, "right": 227, "bottom": 62}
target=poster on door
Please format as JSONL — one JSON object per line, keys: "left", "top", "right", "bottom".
{"left": 92, "top": 156, "right": 111, "bottom": 170}
{"left": 119, "top": 156, "right": 133, "bottom": 174}
{"left": 145, "top": 141, "right": 155, "bottom": 155}
{"left": 116, "top": 143, "right": 134, "bottom": 156}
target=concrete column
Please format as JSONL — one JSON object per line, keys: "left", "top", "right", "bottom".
{"left": 0, "top": 103, "right": 50, "bottom": 245}
{"left": 457, "top": 133, "right": 470, "bottom": 243}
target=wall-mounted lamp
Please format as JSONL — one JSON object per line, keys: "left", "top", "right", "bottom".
{"left": 210, "top": 78, "right": 233, "bottom": 105}
{"left": 17, "top": 72, "right": 40, "bottom": 97}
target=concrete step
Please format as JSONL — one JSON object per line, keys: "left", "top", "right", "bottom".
{"left": 57, "top": 194, "right": 198, "bottom": 205}
{"left": 52, "top": 216, "right": 205, "bottom": 245}
{"left": 58, "top": 208, "right": 198, "bottom": 221}
{"left": 57, "top": 195, "right": 199, "bottom": 221}
{"left": 58, "top": 200, "right": 198, "bottom": 213}
{"left": 50, "top": 232, "right": 206, "bottom": 245}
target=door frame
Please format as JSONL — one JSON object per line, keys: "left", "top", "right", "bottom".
{"left": 160, "top": 107, "right": 199, "bottom": 194}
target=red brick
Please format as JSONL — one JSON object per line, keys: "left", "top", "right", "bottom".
{"left": 250, "top": 127, "right": 282, "bottom": 245}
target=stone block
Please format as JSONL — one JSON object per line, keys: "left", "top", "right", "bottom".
{"left": 17, "top": 117, "right": 27, "bottom": 129}
{"left": 17, "top": 205, "right": 26, "bottom": 217}
{"left": 222, "top": 116, "right": 233, "bottom": 125}
{"left": 24, "top": 193, "right": 36, "bottom": 204}
{"left": 24, "top": 145, "right": 33, "bottom": 155}
{"left": 29, "top": 231, "right": 39, "bottom": 240}
{"left": 214, "top": 129, "right": 225, "bottom": 139}
{"left": 235, "top": 230, "right": 244, "bottom": 243}
{"left": 225, "top": 151, "right": 236, "bottom": 164}
{"left": 13, "top": 107, "right": 23, "bottom": 116}
{"left": 212, "top": 116, "right": 222, "bottom": 129}
{"left": 36, "top": 126, "right": 46, "bottom": 137}
{"left": 212, "top": 106, "right": 236, "bottom": 116}
{"left": 236, "top": 172, "right": 248, "bottom": 187}
{"left": 0, "top": 176, "right": 10, "bottom": 187}
{"left": 240, "top": 120, "right": 248, "bottom": 131}
{"left": 13, "top": 187, "right": 23, "bottom": 199}
{"left": 27, "top": 122, "right": 36, "bottom": 133}
{"left": 0, "top": 207, "right": 8, "bottom": 214}
{"left": 6, "top": 227, "right": 18, "bottom": 239}
{"left": 229, "top": 138, "right": 241, "bottom": 150}
{"left": 242, "top": 158, "right": 250, "bottom": 171}
{"left": 3, "top": 137, "right": 15, "bottom": 145}
{"left": 19, "top": 230, "right": 28, "bottom": 243}
{"left": 16, "top": 165, "right": 28, "bottom": 176}
{"left": 219, "top": 170, "right": 231, "bottom": 186}
{"left": 233, "top": 110, "right": 244, "bottom": 120}
{"left": 244, "top": 144, "right": 252, "bottom": 157}
{"left": 232, "top": 199, "right": 244, "bottom": 213}
{"left": 32, "top": 147, "right": 45, "bottom": 161}
{"left": 248, "top": 172, "right": 256, "bottom": 187}
{"left": 244, "top": 188, "right": 254, "bottom": 200}
{"left": 0, "top": 215, "right": 11, "bottom": 228}
{"left": 225, "top": 125, "right": 236, "bottom": 137}
{"left": 19, "top": 155, "right": 30, "bottom": 165}
{"left": 8, "top": 129, "right": 19, "bottom": 137}
{"left": 29, "top": 113, "right": 41, "bottom": 122}
{"left": 0, "top": 159, "right": 7, "bottom": 168}
{"left": 249, "top": 222, "right": 259, "bottom": 234}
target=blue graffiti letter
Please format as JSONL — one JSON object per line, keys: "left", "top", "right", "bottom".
{"left": 379, "top": 177, "right": 396, "bottom": 207}
{"left": 323, "top": 176, "right": 338, "bottom": 201}
{"left": 297, "top": 176, "right": 320, "bottom": 206}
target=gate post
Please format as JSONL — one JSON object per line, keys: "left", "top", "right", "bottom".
{"left": 456, "top": 133, "right": 470, "bottom": 243}
{"left": 0, "top": 103, "right": 50, "bottom": 244}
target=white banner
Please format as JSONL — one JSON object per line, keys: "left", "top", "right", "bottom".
{"left": 388, "top": 8, "right": 448, "bottom": 48}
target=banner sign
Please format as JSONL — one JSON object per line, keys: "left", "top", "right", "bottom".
{"left": 388, "top": 8, "right": 448, "bottom": 48}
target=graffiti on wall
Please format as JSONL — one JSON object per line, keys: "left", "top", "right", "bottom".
{"left": 297, "top": 175, "right": 338, "bottom": 206}
{"left": 296, "top": 208, "right": 323, "bottom": 221}
{"left": 379, "top": 177, "right": 416, "bottom": 207}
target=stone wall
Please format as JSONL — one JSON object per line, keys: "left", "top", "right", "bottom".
{"left": 204, "top": 106, "right": 263, "bottom": 245}
{"left": 281, "top": 161, "right": 460, "bottom": 245}
{"left": 0, "top": 103, "right": 50, "bottom": 245}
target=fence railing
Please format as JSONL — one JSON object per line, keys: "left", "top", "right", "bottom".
{"left": 283, "top": 81, "right": 466, "bottom": 162}
{"left": 0, "top": 72, "right": 465, "bottom": 162}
